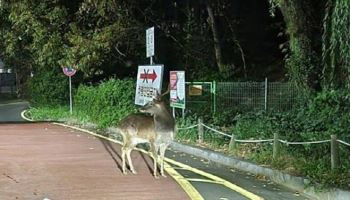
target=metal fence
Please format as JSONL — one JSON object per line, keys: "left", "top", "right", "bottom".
{"left": 185, "top": 79, "right": 298, "bottom": 114}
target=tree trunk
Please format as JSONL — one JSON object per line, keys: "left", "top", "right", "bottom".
{"left": 278, "top": 0, "right": 323, "bottom": 93}
{"left": 206, "top": 2, "right": 226, "bottom": 74}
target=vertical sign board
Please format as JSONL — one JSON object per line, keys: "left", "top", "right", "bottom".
{"left": 62, "top": 66, "right": 77, "bottom": 114}
{"left": 135, "top": 65, "right": 164, "bottom": 106}
{"left": 170, "top": 71, "right": 185, "bottom": 109}
{"left": 146, "top": 27, "right": 155, "bottom": 58}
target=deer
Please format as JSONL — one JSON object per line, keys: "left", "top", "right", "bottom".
{"left": 116, "top": 88, "right": 175, "bottom": 178}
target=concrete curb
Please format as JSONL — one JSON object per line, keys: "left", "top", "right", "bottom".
{"left": 170, "top": 142, "right": 350, "bottom": 200}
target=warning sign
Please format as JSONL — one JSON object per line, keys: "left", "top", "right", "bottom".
{"left": 170, "top": 71, "right": 185, "bottom": 109}
{"left": 135, "top": 65, "right": 164, "bottom": 105}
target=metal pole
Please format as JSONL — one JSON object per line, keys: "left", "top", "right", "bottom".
{"left": 150, "top": 56, "right": 153, "bottom": 65}
{"left": 172, "top": 107, "right": 175, "bottom": 118}
{"left": 69, "top": 76, "right": 72, "bottom": 114}
{"left": 264, "top": 77, "right": 268, "bottom": 111}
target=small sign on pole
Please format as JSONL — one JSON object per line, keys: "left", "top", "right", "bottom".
{"left": 62, "top": 66, "right": 77, "bottom": 114}
{"left": 146, "top": 27, "right": 155, "bottom": 64}
{"left": 170, "top": 71, "right": 185, "bottom": 109}
{"left": 135, "top": 65, "right": 164, "bottom": 106}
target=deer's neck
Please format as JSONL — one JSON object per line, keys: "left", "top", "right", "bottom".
{"left": 153, "top": 110, "right": 175, "bottom": 132}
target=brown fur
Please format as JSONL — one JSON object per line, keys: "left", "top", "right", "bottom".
{"left": 117, "top": 98, "right": 175, "bottom": 178}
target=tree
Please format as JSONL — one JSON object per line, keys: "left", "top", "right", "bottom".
{"left": 270, "top": 0, "right": 326, "bottom": 95}
{"left": 1, "top": 0, "right": 70, "bottom": 103}
{"left": 322, "top": 0, "right": 350, "bottom": 89}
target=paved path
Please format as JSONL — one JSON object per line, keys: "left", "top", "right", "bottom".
{"left": 0, "top": 123, "right": 190, "bottom": 200}
{"left": 0, "top": 101, "right": 28, "bottom": 122}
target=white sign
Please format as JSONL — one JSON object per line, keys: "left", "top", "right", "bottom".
{"left": 170, "top": 71, "right": 185, "bottom": 109}
{"left": 135, "top": 65, "right": 164, "bottom": 105}
{"left": 146, "top": 27, "right": 154, "bottom": 58}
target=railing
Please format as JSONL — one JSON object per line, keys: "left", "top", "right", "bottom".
{"left": 185, "top": 80, "right": 299, "bottom": 115}
{"left": 178, "top": 118, "right": 350, "bottom": 170}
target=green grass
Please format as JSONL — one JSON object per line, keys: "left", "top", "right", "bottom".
{"left": 27, "top": 106, "right": 72, "bottom": 122}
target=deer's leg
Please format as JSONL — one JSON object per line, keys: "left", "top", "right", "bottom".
{"left": 150, "top": 143, "right": 159, "bottom": 178}
{"left": 121, "top": 146, "right": 127, "bottom": 174}
{"left": 159, "top": 144, "right": 169, "bottom": 177}
{"left": 126, "top": 146, "right": 137, "bottom": 174}
{"left": 122, "top": 137, "right": 135, "bottom": 174}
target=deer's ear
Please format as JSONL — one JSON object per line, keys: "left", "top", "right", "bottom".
{"left": 153, "top": 96, "right": 161, "bottom": 102}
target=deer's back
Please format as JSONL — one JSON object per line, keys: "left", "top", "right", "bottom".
{"left": 117, "top": 114, "right": 155, "bottom": 139}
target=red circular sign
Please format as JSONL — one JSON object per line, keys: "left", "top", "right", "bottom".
{"left": 62, "top": 66, "right": 77, "bottom": 77}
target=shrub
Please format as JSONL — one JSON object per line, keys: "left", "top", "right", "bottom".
{"left": 74, "top": 78, "right": 137, "bottom": 128}
{"left": 28, "top": 68, "right": 68, "bottom": 106}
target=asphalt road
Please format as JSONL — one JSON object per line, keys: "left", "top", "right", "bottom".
{"left": 0, "top": 100, "right": 310, "bottom": 200}
{"left": 0, "top": 101, "right": 28, "bottom": 122}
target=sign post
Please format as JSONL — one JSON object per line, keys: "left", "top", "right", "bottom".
{"left": 135, "top": 65, "right": 164, "bottom": 106}
{"left": 170, "top": 71, "right": 185, "bottom": 118}
{"left": 62, "top": 66, "right": 77, "bottom": 114}
{"left": 146, "top": 27, "right": 155, "bottom": 64}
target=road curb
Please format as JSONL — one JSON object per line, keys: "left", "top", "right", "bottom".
{"left": 170, "top": 142, "right": 350, "bottom": 200}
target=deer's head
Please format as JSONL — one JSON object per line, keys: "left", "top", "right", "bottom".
{"left": 139, "top": 86, "right": 170, "bottom": 116}
{"left": 139, "top": 97, "right": 163, "bottom": 115}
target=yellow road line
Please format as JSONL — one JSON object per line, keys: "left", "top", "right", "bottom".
{"left": 51, "top": 122, "right": 204, "bottom": 200}
{"left": 186, "top": 178, "right": 222, "bottom": 184}
{"left": 164, "top": 162, "right": 204, "bottom": 200}
{"left": 164, "top": 157, "right": 264, "bottom": 200}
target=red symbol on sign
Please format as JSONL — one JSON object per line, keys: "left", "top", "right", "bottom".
{"left": 140, "top": 69, "right": 157, "bottom": 83}
{"left": 62, "top": 66, "right": 77, "bottom": 77}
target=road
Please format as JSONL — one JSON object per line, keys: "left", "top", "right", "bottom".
{"left": 0, "top": 100, "right": 310, "bottom": 200}
{"left": 0, "top": 101, "right": 28, "bottom": 122}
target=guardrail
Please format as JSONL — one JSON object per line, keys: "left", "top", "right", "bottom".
{"left": 178, "top": 118, "right": 350, "bottom": 170}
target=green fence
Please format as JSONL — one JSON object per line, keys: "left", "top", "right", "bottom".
{"left": 185, "top": 80, "right": 298, "bottom": 115}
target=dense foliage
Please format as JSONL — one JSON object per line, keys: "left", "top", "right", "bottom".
{"left": 322, "top": 0, "right": 350, "bottom": 88}
{"left": 74, "top": 78, "right": 137, "bottom": 128}
{"left": 28, "top": 68, "right": 68, "bottom": 106}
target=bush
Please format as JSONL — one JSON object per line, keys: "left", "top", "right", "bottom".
{"left": 74, "top": 78, "right": 137, "bottom": 128}
{"left": 230, "top": 89, "right": 350, "bottom": 189}
{"left": 231, "top": 111, "right": 273, "bottom": 139}
{"left": 175, "top": 115, "right": 199, "bottom": 144}
{"left": 28, "top": 68, "right": 68, "bottom": 106}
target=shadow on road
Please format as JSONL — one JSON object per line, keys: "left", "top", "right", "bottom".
{"left": 99, "top": 139, "right": 123, "bottom": 172}
{"left": 139, "top": 151, "right": 155, "bottom": 175}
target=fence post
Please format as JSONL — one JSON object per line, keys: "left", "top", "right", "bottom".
{"left": 198, "top": 117, "right": 204, "bottom": 143}
{"left": 229, "top": 134, "right": 236, "bottom": 151}
{"left": 331, "top": 134, "right": 339, "bottom": 170}
{"left": 212, "top": 81, "right": 217, "bottom": 114}
{"left": 273, "top": 132, "right": 279, "bottom": 159}
{"left": 264, "top": 77, "right": 268, "bottom": 111}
